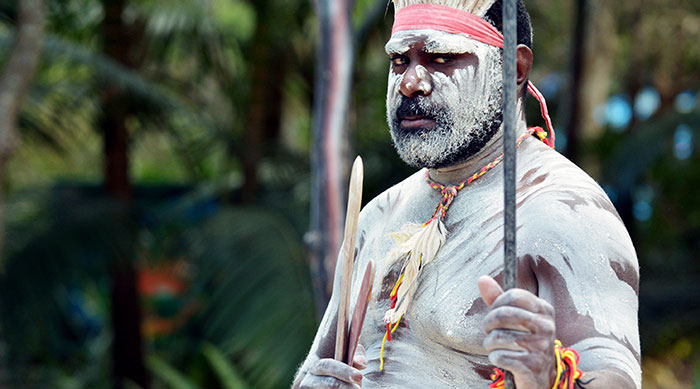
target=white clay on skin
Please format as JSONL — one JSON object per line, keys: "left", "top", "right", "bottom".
{"left": 385, "top": 29, "right": 479, "bottom": 56}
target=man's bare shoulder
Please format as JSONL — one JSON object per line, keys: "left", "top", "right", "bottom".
{"left": 517, "top": 140, "right": 638, "bottom": 284}
{"left": 519, "top": 139, "right": 618, "bottom": 216}
{"left": 519, "top": 140, "right": 628, "bottom": 237}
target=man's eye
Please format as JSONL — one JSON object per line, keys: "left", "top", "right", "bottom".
{"left": 391, "top": 56, "right": 407, "bottom": 66}
{"left": 433, "top": 56, "right": 453, "bottom": 64}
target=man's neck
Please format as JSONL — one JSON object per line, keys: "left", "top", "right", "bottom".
{"left": 427, "top": 114, "right": 528, "bottom": 186}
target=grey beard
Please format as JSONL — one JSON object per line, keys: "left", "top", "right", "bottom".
{"left": 388, "top": 104, "right": 503, "bottom": 169}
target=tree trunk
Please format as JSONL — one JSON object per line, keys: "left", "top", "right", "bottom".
{"left": 0, "top": 0, "right": 45, "bottom": 265}
{"left": 575, "top": 0, "right": 618, "bottom": 176}
{"left": 100, "top": 0, "right": 148, "bottom": 387}
{"left": 0, "top": 1, "right": 45, "bottom": 386}
{"left": 240, "top": 1, "right": 285, "bottom": 203}
{"left": 563, "top": 0, "right": 587, "bottom": 165}
{"left": 309, "top": 0, "right": 356, "bottom": 318}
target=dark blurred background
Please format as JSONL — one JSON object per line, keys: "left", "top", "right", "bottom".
{"left": 0, "top": 0, "right": 698, "bottom": 387}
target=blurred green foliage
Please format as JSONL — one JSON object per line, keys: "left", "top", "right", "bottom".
{"left": 0, "top": 0, "right": 699, "bottom": 387}
{"left": 1, "top": 184, "right": 316, "bottom": 387}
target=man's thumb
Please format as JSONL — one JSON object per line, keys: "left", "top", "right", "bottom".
{"left": 478, "top": 275, "right": 503, "bottom": 308}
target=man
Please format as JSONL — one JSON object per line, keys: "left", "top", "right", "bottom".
{"left": 294, "top": 0, "right": 641, "bottom": 387}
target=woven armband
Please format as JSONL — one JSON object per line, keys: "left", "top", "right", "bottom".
{"left": 489, "top": 339, "right": 585, "bottom": 389}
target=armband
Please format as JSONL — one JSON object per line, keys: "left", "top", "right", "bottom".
{"left": 489, "top": 339, "right": 585, "bottom": 389}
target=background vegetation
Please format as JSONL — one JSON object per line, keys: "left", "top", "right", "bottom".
{"left": 0, "top": 0, "right": 698, "bottom": 387}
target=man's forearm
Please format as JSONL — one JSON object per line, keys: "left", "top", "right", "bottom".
{"left": 292, "top": 316, "right": 337, "bottom": 388}
{"left": 576, "top": 368, "right": 638, "bottom": 389}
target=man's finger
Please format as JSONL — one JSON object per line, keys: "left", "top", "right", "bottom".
{"left": 310, "top": 358, "right": 363, "bottom": 385}
{"left": 487, "top": 349, "right": 530, "bottom": 377}
{"left": 483, "top": 328, "right": 529, "bottom": 352}
{"left": 483, "top": 306, "right": 555, "bottom": 335}
{"left": 352, "top": 344, "right": 367, "bottom": 370}
{"left": 484, "top": 327, "right": 552, "bottom": 353}
{"left": 478, "top": 275, "right": 503, "bottom": 308}
{"left": 490, "top": 288, "right": 554, "bottom": 316}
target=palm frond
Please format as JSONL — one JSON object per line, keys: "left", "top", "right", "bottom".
{"left": 0, "top": 28, "right": 222, "bottom": 163}
{"left": 200, "top": 342, "right": 249, "bottom": 389}
{"left": 175, "top": 206, "right": 316, "bottom": 388}
{"left": 147, "top": 355, "right": 197, "bottom": 389}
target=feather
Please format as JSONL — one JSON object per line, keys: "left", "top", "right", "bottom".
{"left": 382, "top": 217, "right": 447, "bottom": 324}
{"left": 392, "top": 0, "right": 497, "bottom": 17}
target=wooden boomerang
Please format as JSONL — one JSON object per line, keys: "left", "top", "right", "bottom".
{"left": 335, "top": 156, "right": 364, "bottom": 361}
{"left": 346, "top": 260, "right": 375, "bottom": 364}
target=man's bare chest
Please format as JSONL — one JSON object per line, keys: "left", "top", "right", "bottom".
{"left": 347, "top": 171, "right": 544, "bottom": 383}
{"left": 353, "top": 216, "right": 500, "bottom": 357}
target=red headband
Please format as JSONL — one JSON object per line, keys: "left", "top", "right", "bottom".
{"left": 392, "top": 4, "right": 555, "bottom": 148}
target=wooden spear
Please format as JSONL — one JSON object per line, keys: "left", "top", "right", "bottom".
{"left": 502, "top": 0, "right": 518, "bottom": 388}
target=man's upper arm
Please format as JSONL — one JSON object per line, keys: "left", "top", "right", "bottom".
{"left": 520, "top": 190, "right": 641, "bottom": 388}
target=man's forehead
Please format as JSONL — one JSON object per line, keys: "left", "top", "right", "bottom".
{"left": 384, "top": 29, "right": 479, "bottom": 56}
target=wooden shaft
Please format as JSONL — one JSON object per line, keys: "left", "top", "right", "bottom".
{"left": 335, "top": 156, "right": 364, "bottom": 361}
{"left": 503, "top": 0, "right": 518, "bottom": 387}
{"left": 346, "top": 260, "right": 375, "bottom": 364}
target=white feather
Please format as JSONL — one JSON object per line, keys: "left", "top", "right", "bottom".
{"left": 383, "top": 217, "right": 447, "bottom": 324}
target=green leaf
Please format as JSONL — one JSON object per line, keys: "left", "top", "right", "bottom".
{"left": 201, "top": 342, "right": 249, "bottom": 389}
{"left": 146, "top": 355, "right": 197, "bottom": 389}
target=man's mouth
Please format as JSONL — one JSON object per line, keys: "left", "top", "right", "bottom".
{"left": 399, "top": 115, "right": 436, "bottom": 130}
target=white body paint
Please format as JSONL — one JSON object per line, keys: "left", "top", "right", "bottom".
{"left": 385, "top": 29, "right": 481, "bottom": 56}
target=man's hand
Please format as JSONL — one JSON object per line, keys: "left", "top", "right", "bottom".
{"left": 297, "top": 344, "right": 367, "bottom": 388}
{"left": 478, "top": 276, "right": 556, "bottom": 389}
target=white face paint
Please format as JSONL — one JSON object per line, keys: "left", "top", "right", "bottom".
{"left": 385, "top": 30, "right": 504, "bottom": 169}
{"left": 385, "top": 29, "right": 480, "bottom": 56}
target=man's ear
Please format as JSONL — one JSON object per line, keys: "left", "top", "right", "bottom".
{"left": 516, "top": 44, "right": 533, "bottom": 88}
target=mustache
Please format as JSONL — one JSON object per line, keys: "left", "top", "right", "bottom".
{"left": 394, "top": 96, "right": 442, "bottom": 120}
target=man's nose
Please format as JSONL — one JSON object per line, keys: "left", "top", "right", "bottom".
{"left": 399, "top": 64, "right": 432, "bottom": 97}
